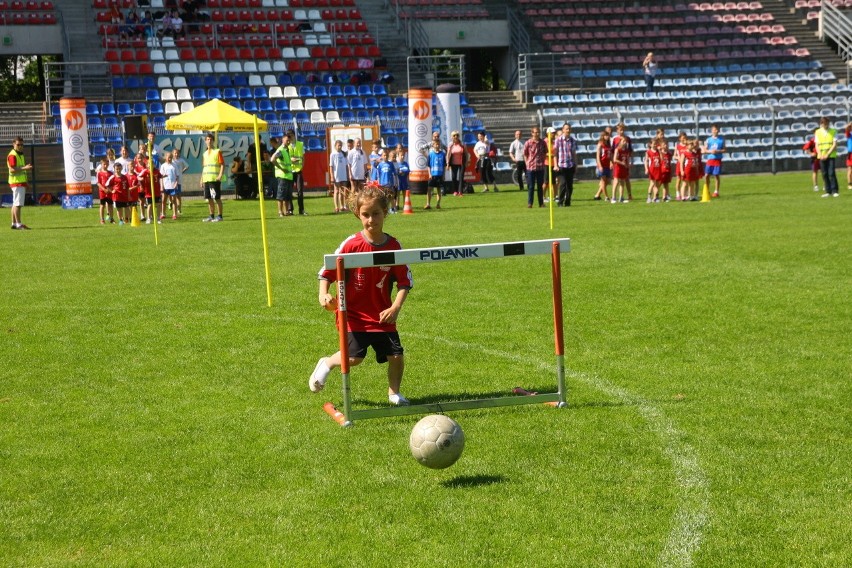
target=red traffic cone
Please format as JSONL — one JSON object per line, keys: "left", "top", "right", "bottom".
{"left": 402, "top": 190, "right": 414, "bottom": 215}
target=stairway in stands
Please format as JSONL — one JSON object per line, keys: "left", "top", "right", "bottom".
{"left": 53, "top": 0, "right": 102, "bottom": 64}
{"left": 765, "top": 0, "right": 848, "bottom": 82}
{"left": 354, "top": 0, "right": 409, "bottom": 89}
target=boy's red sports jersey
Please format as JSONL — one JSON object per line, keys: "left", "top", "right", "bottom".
{"left": 682, "top": 151, "right": 699, "bottom": 182}
{"left": 613, "top": 147, "right": 630, "bottom": 179}
{"left": 319, "top": 232, "right": 413, "bottom": 332}
{"left": 97, "top": 170, "right": 112, "bottom": 200}
{"left": 675, "top": 142, "right": 687, "bottom": 176}
{"left": 660, "top": 150, "right": 673, "bottom": 182}
{"left": 108, "top": 173, "right": 132, "bottom": 202}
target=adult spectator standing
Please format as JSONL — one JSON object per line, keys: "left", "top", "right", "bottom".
{"left": 643, "top": 52, "right": 658, "bottom": 93}
{"left": 474, "top": 131, "right": 497, "bottom": 192}
{"left": 446, "top": 131, "right": 467, "bottom": 196}
{"left": 270, "top": 132, "right": 295, "bottom": 216}
{"left": 286, "top": 129, "right": 307, "bottom": 215}
{"left": 523, "top": 127, "right": 547, "bottom": 208}
{"left": 171, "top": 147, "right": 186, "bottom": 215}
{"left": 702, "top": 124, "right": 726, "bottom": 198}
{"left": 7, "top": 137, "right": 32, "bottom": 230}
{"left": 200, "top": 132, "right": 224, "bottom": 222}
{"left": 815, "top": 116, "right": 839, "bottom": 197}
{"left": 553, "top": 123, "right": 577, "bottom": 206}
{"left": 508, "top": 129, "right": 525, "bottom": 192}
{"left": 347, "top": 137, "right": 367, "bottom": 192}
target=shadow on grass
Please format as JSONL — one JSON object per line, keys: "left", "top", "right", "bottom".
{"left": 441, "top": 474, "right": 508, "bottom": 489}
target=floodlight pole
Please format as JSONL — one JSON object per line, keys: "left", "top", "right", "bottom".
{"left": 552, "top": 241, "right": 567, "bottom": 408}
{"left": 336, "top": 256, "right": 353, "bottom": 427}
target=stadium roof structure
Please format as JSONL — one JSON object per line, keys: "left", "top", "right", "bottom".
{"left": 165, "top": 98, "right": 267, "bottom": 132}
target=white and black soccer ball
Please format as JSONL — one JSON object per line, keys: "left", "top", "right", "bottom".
{"left": 409, "top": 414, "right": 465, "bottom": 469}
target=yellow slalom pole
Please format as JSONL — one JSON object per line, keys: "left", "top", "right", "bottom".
{"left": 547, "top": 131, "right": 554, "bottom": 230}
{"left": 254, "top": 117, "right": 273, "bottom": 307}
{"left": 148, "top": 140, "right": 159, "bottom": 246}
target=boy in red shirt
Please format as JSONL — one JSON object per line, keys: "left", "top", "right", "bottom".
{"left": 96, "top": 157, "right": 114, "bottom": 225}
{"left": 310, "top": 186, "right": 414, "bottom": 406}
{"left": 658, "top": 139, "right": 674, "bottom": 202}
{"left": 107, "top": 162, "right": 133, "bottom": 225}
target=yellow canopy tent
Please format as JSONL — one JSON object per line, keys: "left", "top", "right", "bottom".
{"left": 166, "top": 99, "right": 274, "bottom": 306}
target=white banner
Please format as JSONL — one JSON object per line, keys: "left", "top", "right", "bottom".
{"left": 59, "top": 97, "right": 91, "bottom": 195}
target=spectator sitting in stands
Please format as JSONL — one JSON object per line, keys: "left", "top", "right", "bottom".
{"left": 120, "top": 11, "right": 140, "bottom": 41}
{"left": 139, "top": 10, "right": 154, "bottom": 38}
{"left": 109, "top": 1, "right": 122, "bottom": 24}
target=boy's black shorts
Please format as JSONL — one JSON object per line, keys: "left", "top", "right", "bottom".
{"left": 348, "top": 331, "right": 404, "bottom": 363}
{"left": 428, "top": 175, "right": 444, "bottom": 188}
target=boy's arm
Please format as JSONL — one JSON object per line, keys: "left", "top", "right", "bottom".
{"left": 318, "top": 278, "right": 334, "bottom": 308}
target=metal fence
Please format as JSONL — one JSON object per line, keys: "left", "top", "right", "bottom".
{"left": 406, "top": 54, "right": 466, "bottom": 92}
{"left": 517, "top": 52, "right": 583, "bottom": 105}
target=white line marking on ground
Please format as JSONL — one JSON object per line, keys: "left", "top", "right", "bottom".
{"left": 415, "top": 335, "right": 710, "bottom": 568}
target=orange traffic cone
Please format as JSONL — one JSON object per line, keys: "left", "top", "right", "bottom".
{"left": 700, "top": 179, "right": 712, "bottom": 203}
{"left": 402, "top": 190, "right": 414, "bottom": 215}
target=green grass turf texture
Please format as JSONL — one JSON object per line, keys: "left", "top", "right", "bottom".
{"left": 1, "top": 172, "right": 849, "bottom": 567}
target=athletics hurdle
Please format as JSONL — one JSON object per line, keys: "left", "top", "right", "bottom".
{"left": 323, "top": 238, "right": 570, "bottom": 427}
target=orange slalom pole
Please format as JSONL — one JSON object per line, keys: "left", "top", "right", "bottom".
{"left": 552, "top": 241, "right": 567, "bottom": 407}
{"left": 336, "top": 256, "right": 352, "bottom": 425}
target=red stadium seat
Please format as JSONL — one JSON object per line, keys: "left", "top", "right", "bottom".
{"left": 122, "top": 62, "right": 138, "bottom": 74}
{"left": 239, "top": 47, "right": 252, "bottom": 59}
{"left": 209, "top": 48, "right": 224, "bottom": 59}
{"left": 253, "top": 47, "right": 267, "bottom": 59}
{"left": 138, "top": 62, "right": 153, "bottom": 74}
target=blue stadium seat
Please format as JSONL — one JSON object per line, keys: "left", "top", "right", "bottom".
{"left": 92, "top": 143, "right": 107, "bottom": 157}
{"left": 379, "top": 96, "right": 394, "bottom": 109}
{"left": 253, "top": 87, "right": 268, "bottom": 100}
{"left": 111, "top": 77, "right": 125, "bottom": 89}
{"left": 229, "top": 100, "right": 242, "bottom": 110}
{"left": 356, "top": 110, "right": 371, "bottom": 122}
{"left": 86, "top": 103, "right": 100, "bottom": 116}
{"left": 279, "top": 111, "right": 293, "bottom": 122}
{"left": 132, "top": 102, "right": 147, "bottom": 115}
{"left": 463, "top": 133, "right": 476, "bottom": 145}
{"left": 277, "top": 74, "right": 293, "bottom": 86}
{"left": 233, "top": 75, "right": 248, "bottom": 87}
{"left": 125, "top": 77, "right": 141, "bottom": 89}
{"left": 319, "top": 98, "right": 333, "bottom": 111}
{"left": 187, "top": 76, "right": 203, "bottom": 88}
{"left": 116, "top": 103, "right": 132, "bottom": 116}
{"left": 238, "top": 87, "right": 252, "bottom": 100}
{"left": 387, "top": 110, "right": 401, "bottom": 120}
{"left": 295, "top": 111, "right": 308, "bottom": 123}
{"left": 350, "top": 97, "right": 365, "bottom": 110}
{"left": 298, "top": 86, "right": 313, "bottom": 98}
{"left": 192, "top": 88, "right": 207, "bottom": 101}
{"left": 334, "top": 98, "right": 349, "bottom": 110}
{"left": 343, "top": 85, "right": 357, "bottom": 97}
{"left": 394, "top": 96, "right": 407, "bottom": 108}
{"left": 263, "top": 112, "right": 278, "bottom": 124}
{"left": 223, "top": 88, "right": 238, "bottom": 100}
{"left": 149, "top": 102, "right": 164, "bottom": 115}
{"left": 364, "top": 97, "right": 379, "bottom": 110}
{"left": 373, "top": 84, "right": 387, "bottom": 96}
{"left": 141, "top": 76, "right": 156, "bottom": 89}
{"left": 385, "top": 135, "right": 399, "bottom": 147}
{"left": 101, "top": 103, "right": 116, "bottom": 116}
{"left": 314, "top": 85, "right": 328, "bottom": 97}
{"left": 258, "top": 99, "right": 273, "bottom": 112}
{"left": 243, "top": 100, "right": 258, "bottom": 112}
{"left": 329, "top": 85, "right": 343, "bottom": 97}
{"left": 340, "top": 110, "right": 354, "bottom": 122}
{"left": 358, "top": 84, "right": 372, "bottom": 96}
{"left": 307, "top": 138, "right": 323, "bottom": 151}
{"left": 146, "top": 89, "right": 160, "bottom": 102}
{"left": 207, "top": 88, "right": 222, "bottom": 100}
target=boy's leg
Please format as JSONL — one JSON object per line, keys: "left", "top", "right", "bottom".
{"left": 309, "top": 351, "right": 364, "bottom": 392}
{"left": 387, "top": 354, "right": 404, "bottom": 396}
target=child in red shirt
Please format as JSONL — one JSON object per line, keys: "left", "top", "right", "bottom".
{"left": 96, "top": 157, "right": 114, "bottom": 225}
{"left": 612, "top": 137, "right": 630, "bottom": 203}
{"left": 309, "top": 186, "right": 414, "bottom": 407}
{"left": 644, "top": 139, "right": 661, "bottom": 203}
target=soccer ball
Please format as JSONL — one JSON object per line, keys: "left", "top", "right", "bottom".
{"left": 409, "top": 414, "right": 465, "bottom": 469}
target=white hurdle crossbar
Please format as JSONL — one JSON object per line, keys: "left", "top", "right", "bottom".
{"left": 323, "top": 238, "right": 571, "bottom": 426}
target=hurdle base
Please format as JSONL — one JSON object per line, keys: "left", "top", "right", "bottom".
{"left": 336, "top": 392, "right": 562, "bottom": 423}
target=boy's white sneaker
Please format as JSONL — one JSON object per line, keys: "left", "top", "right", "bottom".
{"left": 388, "top": 393, "right": 410, "bottom": 406}
{"left": 309, "top": 358, "right": 328, "bottom": 392}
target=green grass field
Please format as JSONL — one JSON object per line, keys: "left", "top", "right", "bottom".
{"left": 1, "top": 173, "right": 849, "bottom": 567}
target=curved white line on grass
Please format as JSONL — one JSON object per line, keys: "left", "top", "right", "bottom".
{"left": 411, "top": 334, "right": 710, "bottom": 568}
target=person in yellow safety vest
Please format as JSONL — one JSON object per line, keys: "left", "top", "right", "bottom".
{"left": 815, "top": 116, "right": 839, "bottom": 197}
{"left": 200, "top": 132, "right": 225, "bottom": 222}
{"left": 286, "top": 128, "right": 306, "bottom": 215}
{"left": 269, "top": 132, "right": 294, "bottom": 217}
{"left": 7, "top": 136, "right": 33, "bottom": 230}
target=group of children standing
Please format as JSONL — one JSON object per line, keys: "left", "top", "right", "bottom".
{"left": 593, "top": 123, "right": 725, "bottom": 204}
{"left": 96, "top": 145, "right": 187, "bottom": 225}
{"left": 328, "top": 138, "right": 410, "bottom": 214}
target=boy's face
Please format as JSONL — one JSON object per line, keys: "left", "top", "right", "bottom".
{"left": 432, "top": 141, "right": 440, "bottom": 150}
{"left": 711, "top": 126, "right": 719, "bottom": 136}
{"left": 357, "top": 198, "right": 386, "bottom": 235}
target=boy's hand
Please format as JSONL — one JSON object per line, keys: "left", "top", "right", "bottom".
{"left": 318, "top": 293, "right": 334, "bottom": 309}
{"left": 379, "top": 305, "right": 400, "bottom": 324}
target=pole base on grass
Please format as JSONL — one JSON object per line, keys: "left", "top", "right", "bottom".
{"left": 513, "top": 386, "right": 559, "bottom": 407}
{"left": 323, "top": 402, "right": 347, "bottom": 426}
